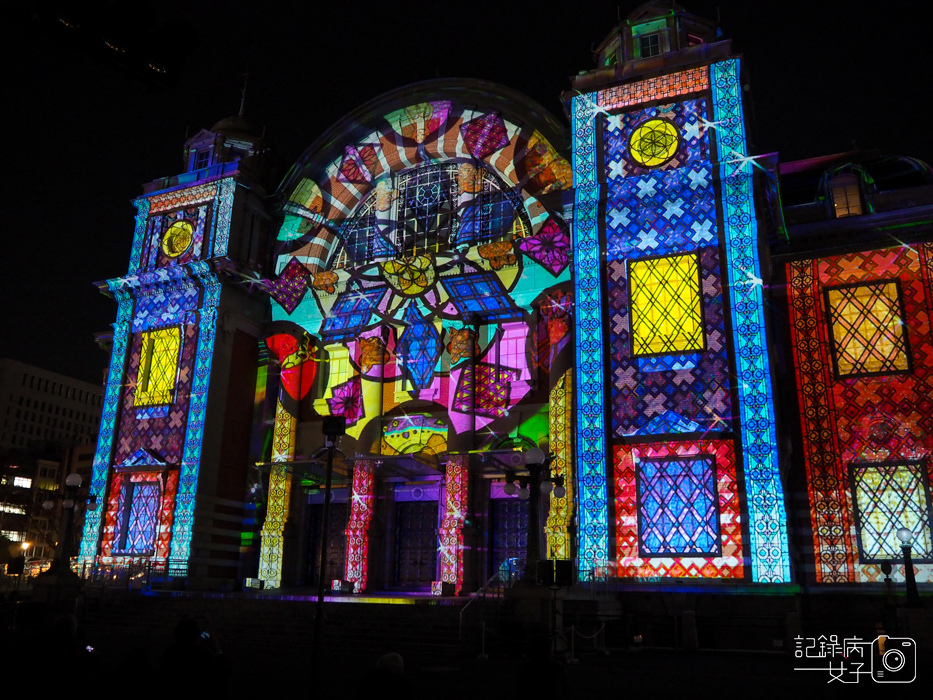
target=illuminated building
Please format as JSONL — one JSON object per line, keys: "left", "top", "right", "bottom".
{"left": 77, "top": 2, "right": 933, "bottom": 593}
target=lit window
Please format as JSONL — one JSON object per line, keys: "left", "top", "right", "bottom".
{"left": 831, "top": 174, "right": 863, "bottom": 217}
{"left": 629, "top": 254, "right": 704, "bottom": 356}
{"left": 0, "top": 504, "right": 26, "bottom": 515}
{"left": 639, "top": 33, "right": 661, "bottom": 58}
{"left": 13, "top": 476, "right": 32, "bottom": 489}
{"left": 825, "top": 281, "right": 910, "bottom": 378}
{"left": 1, "top": 530, "right": 25, "bottom": 542}
{"left": 850, "top": 461, "right": 933, "bottom": 562}
{"left": 114, "top": 481, "right": 162, "bottom": 554}
{"left": 135, "top": 327, "right": 181, "bottom": 406}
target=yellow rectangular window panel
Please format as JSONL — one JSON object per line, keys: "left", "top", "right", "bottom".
{"left": 826, "top": 281, "right": 910, "bottom": 378}
{"left": 135, "top": 327, "right": 181, "bottom": 406}
{"left": 850, "top": 462, "right": 933, "bottom": 561}
{"left": 629, "top": 254, "right": 704, "bottom": 355}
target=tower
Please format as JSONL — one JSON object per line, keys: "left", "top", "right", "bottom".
{"left": 569, "top": 2, "right": 791, "bottom": 582}
{"left": 79, "top": 111, "right": 281, "bottom": 585}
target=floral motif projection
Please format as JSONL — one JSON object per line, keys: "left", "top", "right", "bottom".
{"left": 267, "top": 98, "right": 572, "bottom": 449}
{"left": 788, "top": 243, "right": 933, "bottom": 583}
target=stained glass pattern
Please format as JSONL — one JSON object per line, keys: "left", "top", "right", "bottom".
{"left": 571, "top": 92, "right": 609, "bottom": 575}
{"left": 629, "top": 254, "right": 704, "bottom": 356}
{"left": 258, "top": 400, "right": 296, "bottom": 588}
{"left": 826, "top": 282, "right": 911, "bottom": 378}
{"left": 439, "top": 454, "right": 469, "bottom": 592}
{"left": 629, "top": 119, "right": 680, "bottom": 168}
{"left": 614, "top": 440, "right": 743, "bottom": 578}
{"left": 461, "top": 113, "right": 510, "bottom": 160}
{"left": 268, "top": 257, "right": 312, "bottom": 314}
{"left": 850, "top": 462, "right": 933, "bottom": 561}
{"left": 398, "top": 305, "right": 441, "bottom": 391}
{"left": 169, "top": 274, "right": 221, "bottom": 563}
{"left": 712, "top": 59, "right": 790, "bottom": 582}
{"left": 788, "top": 245, "right": 933, "bottom": 583}
{"left": 597, "top": 67, "right": 709, "bottom": 111}
{"left": 321, "top": 287, "right": 384, "bottom": 337}
{"left": 441, "top": 272, "right": 515, "bottom": 317}
{"left": 608, "top": 247, "right": 729, "bottom": 436}
{"left": 637, "top": 456, "right": 720, "bottom": 556}
{"left": 546, "top": 370, "right": 573, "bottom": 560}
{"left": 134, "top": 327, "right": 181, "bottom": 407}
{"left": 115, "top": 482, "right": 161, "bottom": 554}
{"left": 345, "top": 461, "right": 375, "bottom": 591}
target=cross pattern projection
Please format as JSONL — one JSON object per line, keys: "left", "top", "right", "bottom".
{"left": 850, "top": 462, "right": 933, "bottom": 561}
{"left": 637, "top": 456, "right": 720, "bottom": 556}
{"left": 826, "top": 282, "right": 910, "bottom": 377}
{"left": 629, "top": 254, "right": 703, "bottom": 355}
{"left": 134, "top": 327, "right": 181, "bottom": 406}
{"left": 115, "top": 482, "right": 160, "bottom": 554}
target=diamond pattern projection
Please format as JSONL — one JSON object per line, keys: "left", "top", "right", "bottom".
{"left": 116, "top": 482, "right": 160, "bottom": 554}
{"left": 637, "top": 456, "right": 720, "bottom": 556}
{"left": 517, "top": 219, "right": 570, "bottom": 276}
{"left": 461, "top": 113, "right": 510, "bottom": 160}
{"left": 452, "top": 363, "right": 518, "bottom": 418}
{"left": 442, "top": 272, "right": 515, "bottom": 318}
{"left": 337, "top": 144, "right": 380, "bottom": 184}
{"left": 630, "top": 254, "right": 704, "bottom": 356}
{"left": 398, "top": 304, "right": 440, "bottom": 391}
{"left": 850, "top": 462, "right": 933, "bottom": 561}
{"left": 826, "top": 282, "right": 910, "bottom": 378}
{"left": 269, "top": 257, "right": 311, "bottom": 314}
{"left": 134, "top": 327, "right": 181, "bottom": 406}
{"left": 321, "top": 287, "right": 384, "bottom": 336}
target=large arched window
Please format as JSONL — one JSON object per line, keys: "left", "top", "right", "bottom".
{"left": 332, "top": 162, "right": 528, "bottom": 268}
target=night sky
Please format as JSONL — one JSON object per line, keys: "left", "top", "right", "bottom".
{"left": 3, "top": 2, "right": 929, "bottom": 385}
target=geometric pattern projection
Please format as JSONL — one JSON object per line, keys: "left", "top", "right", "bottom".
{"left": 630, "top": 254, "right": 703, "bottom": 355}
{"left": 637, "top": 456, "right": 720, "bottom": 556}
{"left": 614, "top": 439, "right": 743, "bottom": 579}
{"left": 850, "top": 462, "right": 933, "bottom": 561}
{"left": 115, "top": 481, "right": 160, "bottom": 554}
{"left": 826, "top": 282, "right": 911, "bottom": 378}
{"left": 134, "top": 327, "right": 181, "bottom": 406}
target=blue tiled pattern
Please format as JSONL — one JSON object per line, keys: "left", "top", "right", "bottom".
{"left": 711, "top": 59, "right": 790, "bottom": 583}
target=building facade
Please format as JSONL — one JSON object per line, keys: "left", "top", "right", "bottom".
{"left": 77, "top": 2, "right": 933, "bottom": 592}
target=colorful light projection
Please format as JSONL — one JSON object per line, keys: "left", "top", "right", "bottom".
{"left": 345, "top": 461, "right": 375, "bottom": 592}
{"left": 571, "top": 91, "right": 610, "bottom": 577}
{"left": 439, "top": 454, "right": 469, "bottom": 592}
{"left": 614, "top": 440, "right": 743, "bottom": 578}
{"left": 572, "top": 59, "right": 790, "bottom": 582}
{"left": 257, "top": 333, "right": 318, "bottom": 588}
{"left": 134, "top": 327, "right": 181, "bottom": 407}
{"left": 788, "top": 244, "right": 933, "bottom": 583}
{"left": 711, "top": 59, "right": 789, "bottom": 582}
{"left": 80, "top": 290, "right": 133, "bottom": 564}
{"left": 545, "top": 370, "right": 573, "bottom": 560}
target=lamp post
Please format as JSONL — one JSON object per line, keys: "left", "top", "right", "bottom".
{"left": 312, "top": 415, "right": 346, "bottom": 677}
{"left": 896, "top": 527, "right": 923, "bottom": 608}
{"left": 42, "top": 472, "right": 83, "bottom": 576}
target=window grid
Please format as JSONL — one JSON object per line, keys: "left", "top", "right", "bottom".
{"left": 825, "top": 280, "right": 911, "bottom": 378}
{"left": 849, "top": 461, "right": 933, "bottom": 562}
{"left": 629, "top": 253, "right": 705, "bottom": 356}
{"left": 135, "top": 327, "right": 181, "bottom": 406}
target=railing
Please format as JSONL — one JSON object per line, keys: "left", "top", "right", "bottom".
{"left": 77, "top": 558, "right": 189, "bottom": 590}
{"left": 458, "top": 557, "right": 522, "bottom": 640}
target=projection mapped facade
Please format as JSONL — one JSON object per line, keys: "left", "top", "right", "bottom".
{"left": 79, "top": 2, "right": 933, "bottom": 592}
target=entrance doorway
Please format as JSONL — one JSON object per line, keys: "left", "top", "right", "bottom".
{"left": 307, "top": 500, "right": 348, "bottom": 586}
{"left": 490, "top": 496, "right": 528, "bottom": 580}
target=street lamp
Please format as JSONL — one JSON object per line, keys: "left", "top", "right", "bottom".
{"left": 42, "top": 472, "right": 83, "bottom": 576}
{"left": 896, "top": 527, "right": 923, "bottom": 608}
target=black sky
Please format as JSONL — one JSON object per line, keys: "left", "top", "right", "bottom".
{"left": 3, "top": 2, "right": 929, "bottom": 384}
